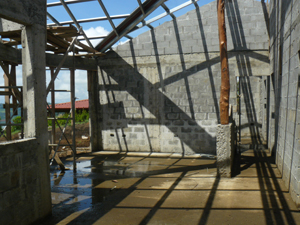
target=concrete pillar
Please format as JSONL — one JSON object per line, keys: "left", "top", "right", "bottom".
{"left": 216, "top": 123, "right": 235, "bottom": 177}
{"left": 88, "top": 69, "right": 102, "bottom": 151}
{"left": 21, "top": 22, "right": 51, "bottom": 218}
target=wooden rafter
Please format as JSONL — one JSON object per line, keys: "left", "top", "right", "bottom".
{"left": 0, "top": 25, "right": 103, "bottom": 56}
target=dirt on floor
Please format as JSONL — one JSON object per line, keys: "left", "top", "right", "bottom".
{"left": 51, "top": 122, "right": 90, "bottom": 147}
{"left": 1, "top": 122, "right": 91, "bottom": 152}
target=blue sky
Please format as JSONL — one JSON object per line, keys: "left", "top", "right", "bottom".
{"left": 0, "top": 0, "right": 265, "bottom": 104}
{"left": 46, "top": 0, "right": 216, "bottom": 47}
{"left": 0, "top": 0, "right": 215, "bottom": 104}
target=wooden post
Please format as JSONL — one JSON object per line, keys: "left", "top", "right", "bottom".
{"left": 217, "top": 0, "right": 230, "bottom": 125}
{"left": 70, "top": 69, "right": 76, "bottom": 172}
{"left": 4, "top": 71, "right": 11, "bottom": 140}
{"left": 51, "top": 67, "right": 56, "bottom": 148}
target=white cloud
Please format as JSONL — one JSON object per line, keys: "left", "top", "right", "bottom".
{"left": 46, "top": 69, "right": 88, "bottom": 103}
{"left": 82, "top": 26, "right": 110, "bottom": 47}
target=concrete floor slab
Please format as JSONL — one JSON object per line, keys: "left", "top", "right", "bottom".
{"left": 37, "top": 150, "right": 300, "bottom": 225}
{"left": 117, "top": 190, "right": 167, "bottom": 207}
{"left": 93, "top": 208, "right": 151, "bottom": 225}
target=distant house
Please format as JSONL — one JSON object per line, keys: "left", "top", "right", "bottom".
{"left": 47, "top": 99, "right": 89, "bottom": 113}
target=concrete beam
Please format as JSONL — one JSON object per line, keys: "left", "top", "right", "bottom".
{"left": 0, "top": 0, "right": 46, "bottom": 25}
{"left": 0, "top": 42, "right": 21, "bottom": 64}
{"left": 46, "top": 54, "right": 98, "bottom": 71}
{"left": 0, "top": 42, "right": 97, "bottom": 70}
{"left": 0, "top": 19, "right": 23, "bottom": 32}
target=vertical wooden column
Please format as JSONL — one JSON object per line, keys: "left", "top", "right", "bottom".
{"left": 217, "top": 0, "right": 230, "bottom": 125}
{"left": 10, "top": 65, "right": 17, "bottom": 116}
{"left": 70, "top": 69, "right": 76, "bottom": 172}
{"left": 4, "top": 66, "right": 11, "bottom": 140}
{"left": 51, "top": 67, "right": 56, "bottom": 148}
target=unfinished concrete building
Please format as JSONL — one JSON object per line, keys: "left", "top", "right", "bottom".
{"left": 0, "top": 0, "right": 299, "bottom": 224}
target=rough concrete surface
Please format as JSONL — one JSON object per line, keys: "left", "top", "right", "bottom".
{"left": 217, "top": 123, "right": 234, "bottom": 177}
{"left": 36, "top": 149, "right": 300, "bottom": 225}
{"left": 91, "top": 0, "right": 269, "bottom": 154}
{"left": 268, "top": 0, "right": 300, "bottom": 207}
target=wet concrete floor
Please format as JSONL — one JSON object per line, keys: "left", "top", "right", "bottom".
{"left": 37, "top": 149, "right": 300, "bottom": 225}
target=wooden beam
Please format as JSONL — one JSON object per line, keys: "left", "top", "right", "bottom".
{"left": 67, "top": 38, "right": 98, "bottom": 54}
{"left": 217, "top": 0, "right": 230, "bottom": 125}
{"left": 0, "top": 62, "right": 22, "bottom": 102}
{"left": 74, "top": 52, "right": 105, "bottom": 57}
{"left": 0, "top": 42, "right": 97, "bottom": 70}
{"left": 0, "top": 30, "right": 22, "bottom": 39}
{"left": 46, "top": 53, "right": 98, "bottom": 71}
{"left": 0, "top": 41, "right": 21, "bottom": 64}
{"left": 47, "top": 30, "right": 71, "bottom": 50}
{"left": 3, "top": 40, "right": 21, "bottom": 46}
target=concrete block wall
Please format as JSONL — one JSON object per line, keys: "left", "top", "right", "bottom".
{"left": 0, "top": 139, "right": 50, "bottom": 225}
{"left": 269, "top": 0, "right": 300, "bottom": 206}
{"left": 93, "top": 0, "right": 269, "bottom": 155}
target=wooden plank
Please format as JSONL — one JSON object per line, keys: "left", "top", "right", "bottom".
{"left": 2, "top": 103, "right": 18, "bottom": 108}
{"left": 50, "top": 150, "right": 66, "bottom": 171}
{"left": 54, "top": 32, "right": 79, "bottom": 38}
{"left": 65, "top": 37, "right": 97, "bottom": 54}
{"left": 47, "top": 31, "right": 80, "bottom": 53}
{"left": 3, "top": 40, "right": 20, "bottom": 46}
{"left": 47, "top": 30, "right": 70, "bottom": 50}
{"left": 0, "top": 30, "right": 21, "bottom": 39}
{"left": 75, "top": 52, "right": 105, "bottom": 57}
{"left": 0, "top": 91, "right": 12, "bottom": 95}
{"left": 47, "top": 26, "right": 77, "bottom": 33}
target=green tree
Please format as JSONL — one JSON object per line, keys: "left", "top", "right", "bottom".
{"left": 12, "top": 116, "right": 22, "bottom": 132}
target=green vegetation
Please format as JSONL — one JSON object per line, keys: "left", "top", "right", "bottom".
{"left": 0, "top": 110, "right": 89, "bottom": 135}
{"left": 48, "top": 109, "right": 89, "bottom": 127}
{"left": 12, "top": 116, "right": 22, "bottom": 132}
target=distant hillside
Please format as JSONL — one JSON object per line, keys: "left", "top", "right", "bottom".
{"left": 0, "top": 103, "right": 21, "bottom": 123}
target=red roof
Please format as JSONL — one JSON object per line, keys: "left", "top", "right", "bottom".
{"left": 48, "top": 99, "right": 89, "bottom": 111}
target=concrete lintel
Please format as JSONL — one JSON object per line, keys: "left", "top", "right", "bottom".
{"left": 216, "top": 123, "right": 235, "bottom": 177}
{"left": 0, "top": 18, "right": 23, "bottom": 32}
{"left": 46, "top": 54, "right": 98, "bottom": 71}
{"left": 0, "top": 0, "right": 46, "bottom": 25}
{"left": 0, "top": 41, "right": 21, "bottom": 64}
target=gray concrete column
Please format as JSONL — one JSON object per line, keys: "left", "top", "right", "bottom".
{"left": 88, "top": 69, "right": 103, "bottom": 151}
{"left": 21, "top": 22, "right": 51, "bottom": 218}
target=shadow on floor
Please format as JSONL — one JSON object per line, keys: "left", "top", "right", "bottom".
{"left": 37, "top": 150, "right": 300, "bottom": 225}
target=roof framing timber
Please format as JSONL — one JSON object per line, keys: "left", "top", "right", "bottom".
{"left": 95, "top": 0, "right": 167, "bottom": 52}
{"left": 0, "top": 42, "right": 98, "bottom": 70}
{"left": 47, "top": 0, "right": 96, "bottom": 8}
{"left": 47, "top": 14, "right": 130, "bottom": 26}
{"left": 46, "top": 0, "right": 202, "bottom": 52}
